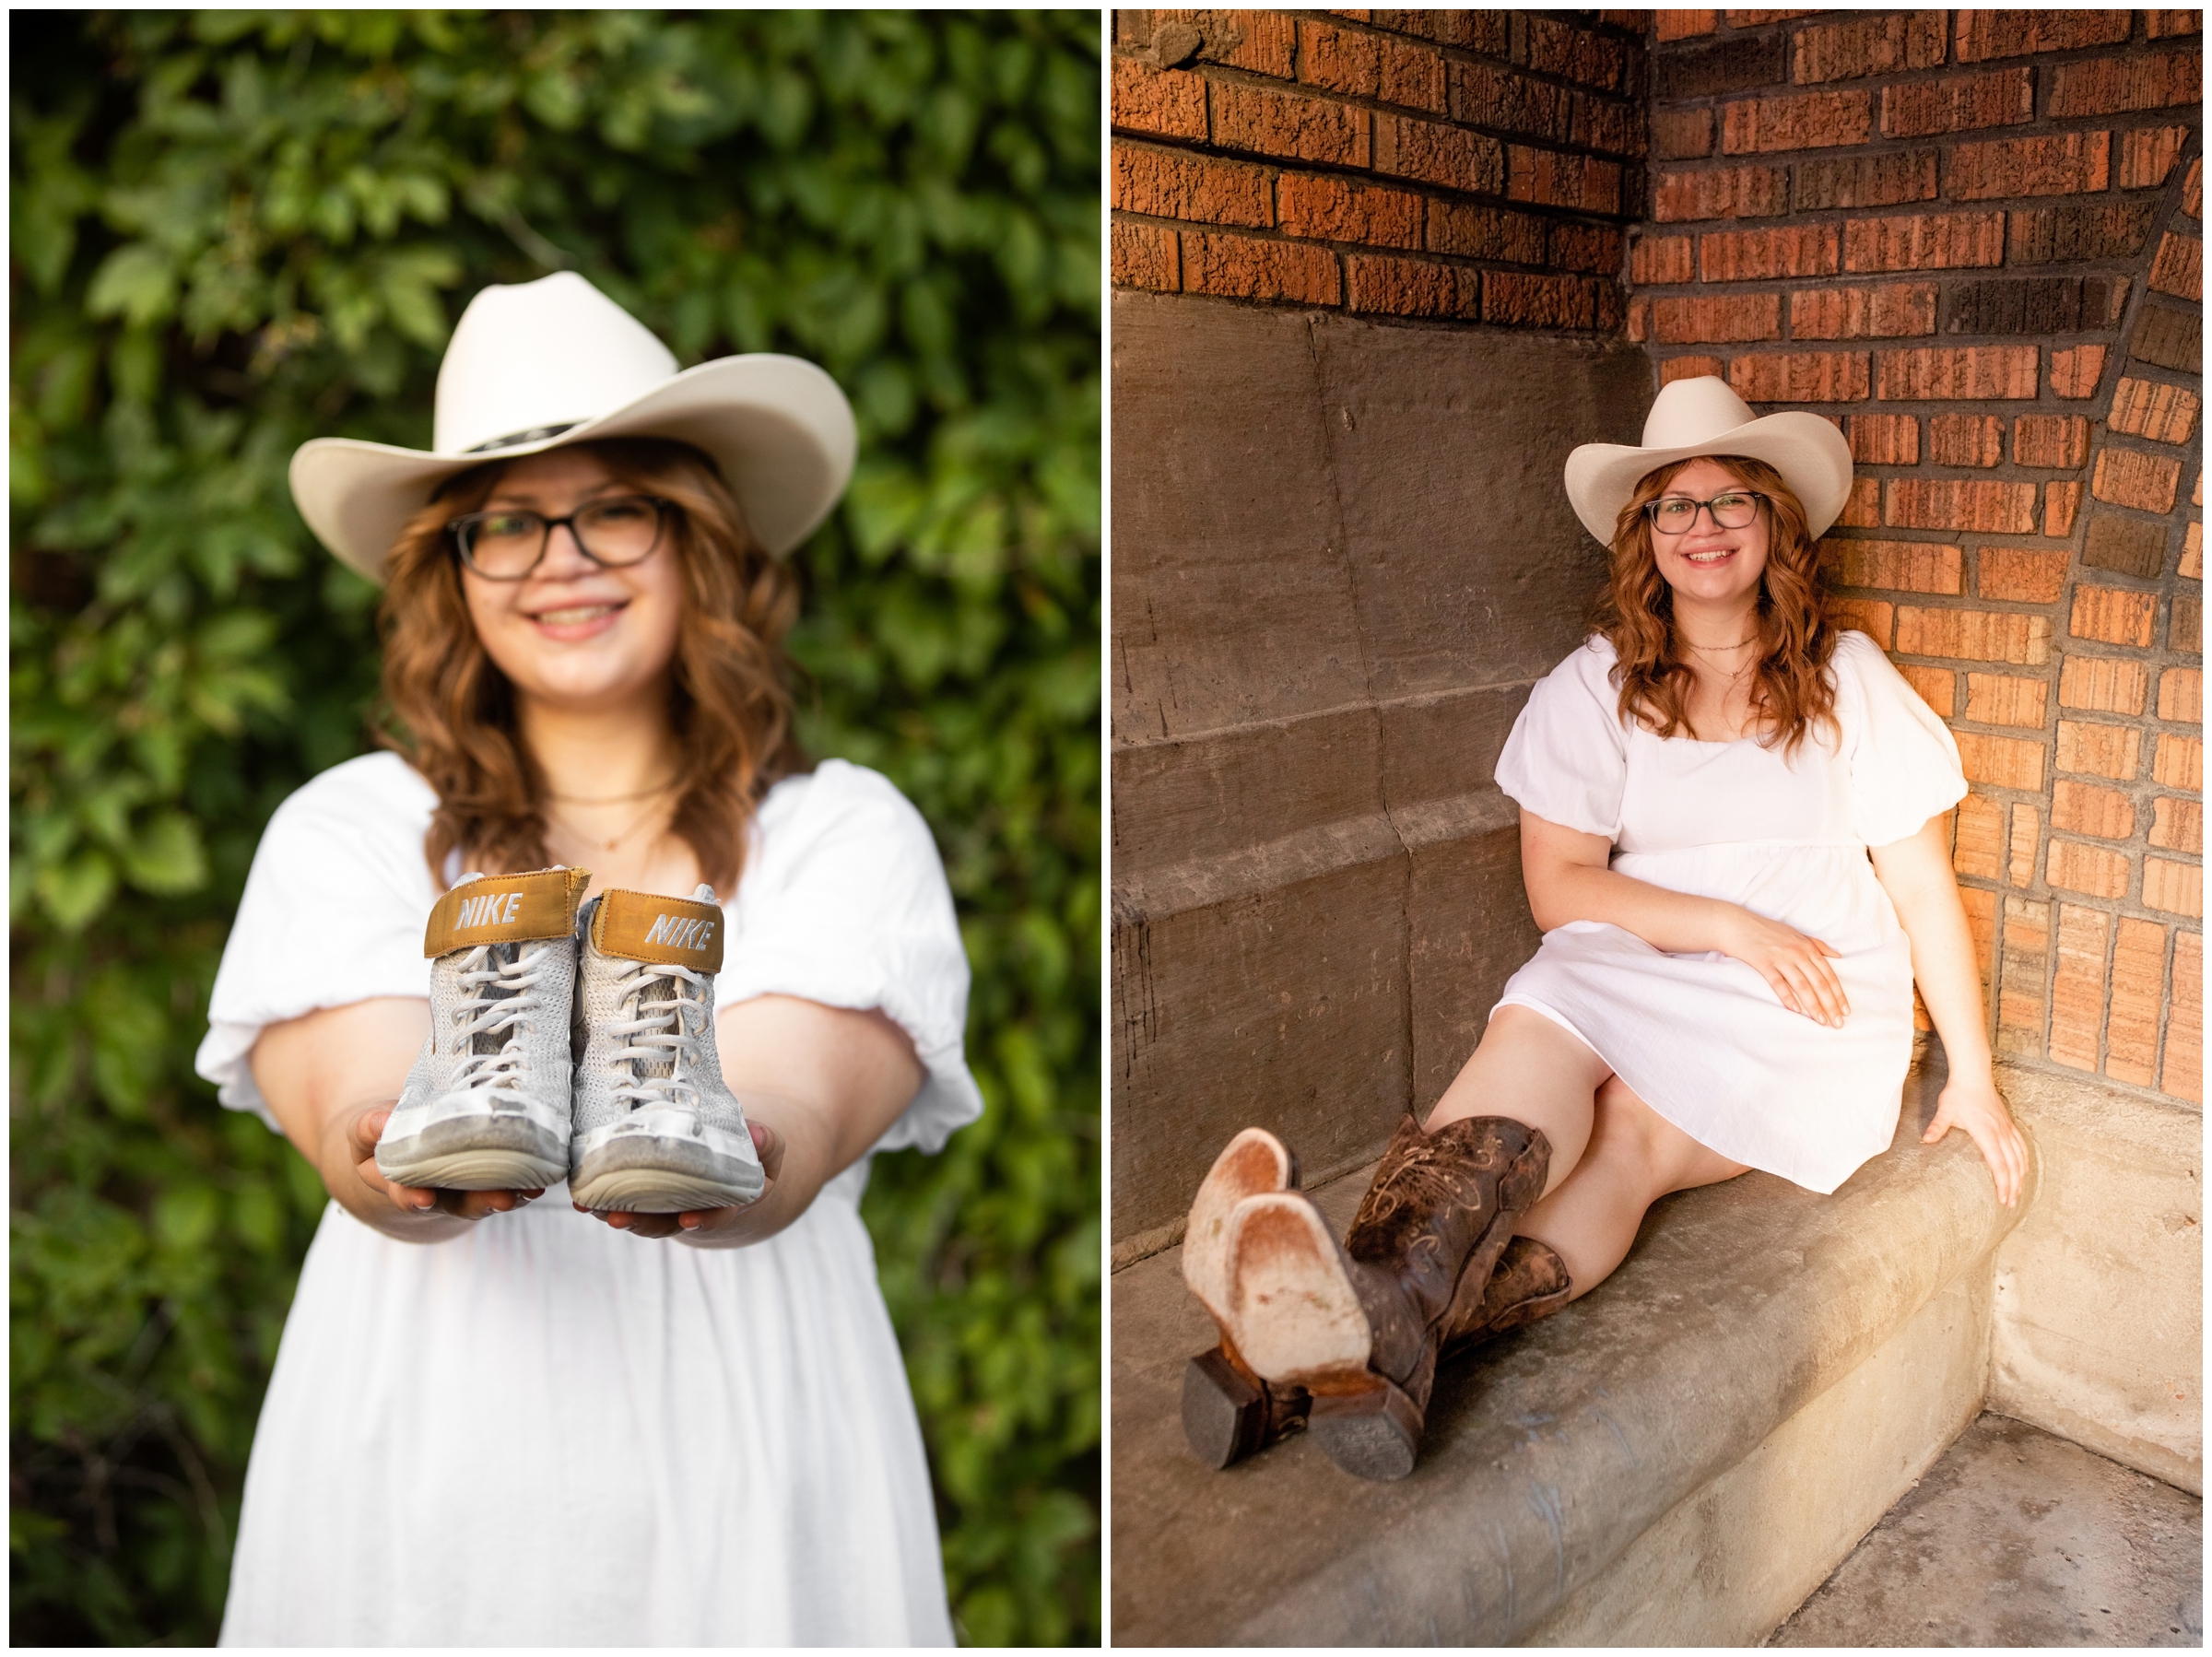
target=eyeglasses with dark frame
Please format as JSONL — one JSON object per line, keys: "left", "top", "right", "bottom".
{"left": 446, "top": 495, "right": 678, "bottom": 581}
{"left": 1644, "top": 490, "right": 1769, "bottom": 535}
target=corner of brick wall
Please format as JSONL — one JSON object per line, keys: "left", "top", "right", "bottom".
{"left": 1109, "top": 8, "right": 1647, "bottom": 329}
{"left": 1639, "top": 7, "right": 2203, "bottom": 1104}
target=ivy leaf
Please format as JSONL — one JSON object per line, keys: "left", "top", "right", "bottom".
{"left": 85, "top": 244, "right": 180, "bottom": 328}
{"left": 119, "top": 809, "right": 208, "bottom": 896}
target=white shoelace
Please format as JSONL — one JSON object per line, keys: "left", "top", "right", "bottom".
{"left": 606, "top": 959, "right": 710, "bottom": 1113}
{"left": 446, "top": 943, "right": 547, "bottom": 1107}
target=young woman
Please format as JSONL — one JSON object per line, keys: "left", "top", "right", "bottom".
{"left": 194, "top": 274, "right": 981, "bottom": 1641}
{"left": 1179, "top": 376, "right": 2028, "bottom": 1482}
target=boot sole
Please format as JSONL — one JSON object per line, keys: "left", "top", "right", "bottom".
{"left": 1182, "top": 1128, "right": 1295, "bottom": 1324}
{"left": 1311, "top": 1384, "right": 1423, "bottom": 1481}
{"left": 1223, "top": 1193, "right": 1372, "bottom": 1389}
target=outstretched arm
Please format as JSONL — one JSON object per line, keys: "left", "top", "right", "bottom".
{"left": 1869, "top": 814, "right": 2027, "bottom": 1206}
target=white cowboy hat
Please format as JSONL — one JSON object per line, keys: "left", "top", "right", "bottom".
{"left": 1562, "top": 375, "right": 1854, "bottom": 545}
{"left": 288, "top": 272, "right": 857, "bottom": 581}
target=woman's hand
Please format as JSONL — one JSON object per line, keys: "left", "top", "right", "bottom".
{"left": 581, "top": 1118, "right": 787, "bottom": 1241}
{"left": 337, "top": 1101, "right": 545, "bottom": 1225}
{"left": 1921, "top": 1071, "right": 2027, "bottom": 1208}
{"left": 1719, "top": 907, "right": 1851, "bottom": 1028}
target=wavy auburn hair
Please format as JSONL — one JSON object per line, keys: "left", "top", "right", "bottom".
{"left": 375, "top": 436, "right": 807, "bottom": 895}
{"left": 1594, "top": 452, "right": 1841, "bottom": 758}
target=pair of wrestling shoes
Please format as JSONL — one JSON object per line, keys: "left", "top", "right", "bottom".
{"left": 1180, "top": 1119, "right": 1574, "bottom": 1481}
{"left": 374, "top": 866, "right": 765, "bottom": 1213}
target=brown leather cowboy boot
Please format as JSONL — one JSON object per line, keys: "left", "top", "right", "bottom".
{"left": 1441, "top": 1233, "right": 1575, "bottom": 1357}
{"left": 1180, "top": 1128, "right": 1315, "bottom": 1469}
{"left": 1219, "top": 1115, "right": 1551, "bottom": 1481}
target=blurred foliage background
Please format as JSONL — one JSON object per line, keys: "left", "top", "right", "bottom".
{"left": 10, "top": 10, "right": 1100, "bottom": 1645}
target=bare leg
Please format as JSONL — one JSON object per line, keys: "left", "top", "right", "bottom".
{"left": 1517, "top": 1074, "right": 1749, "bottom": 1297}
{"left": 1423, "top": 1005, "right": 1612, "bottom": 1198}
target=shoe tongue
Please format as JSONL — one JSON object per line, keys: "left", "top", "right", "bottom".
{"left": 471, "top": 941, "right": 522, "bottom": 1057}
{"left": 426, "top": 866, "right": 591, "bottom": 958}
{"left": 634, "top": 973, "right": 681, "bottom": 1079}
{"left": 590, "top": 888, "right": 724, "bottom": 972}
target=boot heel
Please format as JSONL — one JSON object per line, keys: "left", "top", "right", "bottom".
{"left": 1310, "top": 1380, "right": 1423, "bottom": 1481}
{"left": 1182, "top": 1346, "right": 1312, "bottom": 1469}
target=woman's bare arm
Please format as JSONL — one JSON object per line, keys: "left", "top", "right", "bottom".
{"left": 1870, "top": 816, "right": 2027, "bottom": 1206}
{"left": 597, "top": 993, "right": 925, "bottom": 1247}
{"left": 1521, "top": 810, "right": 1852, "bottom": 1026}
{"left": 251, "top": 997, "right": 540, "bottom": 1241}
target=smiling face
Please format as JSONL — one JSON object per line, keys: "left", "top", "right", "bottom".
{"left": 1646, "top": 456, "right": 1772, "bottom": 614}
{"left": 457, "top": 445, "right": 687, "bottom": 717}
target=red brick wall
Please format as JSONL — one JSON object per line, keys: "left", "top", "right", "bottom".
{"left": 1638, "top": 9, "right": 2203, "bottom": 1105}
{"left": 1110, "top": 9, "right": 1646, "bottom": 327}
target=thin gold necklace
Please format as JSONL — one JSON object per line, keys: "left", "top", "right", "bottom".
{"left": 545, "top": 796, "right": 673, "bottom": 853}
{"left": 544, "top": 777, "right": 680, "bottom": 805}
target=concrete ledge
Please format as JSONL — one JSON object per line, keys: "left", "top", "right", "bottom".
{"left": 1108, "top": 1079, "right": 2028, "bottom": 1646}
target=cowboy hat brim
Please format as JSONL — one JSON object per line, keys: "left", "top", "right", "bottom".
{"left": 289, "top": 352, "right": 857, "bottom": 582}
{"left": 1562, "top": 409, "right": 1854, "bottom": 546}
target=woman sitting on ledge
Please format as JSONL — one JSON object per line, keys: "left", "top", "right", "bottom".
{"left": 1180, "top": 375, "right": 2028, "bottom": 1482}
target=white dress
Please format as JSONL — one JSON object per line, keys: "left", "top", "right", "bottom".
{"left": 194, "top": 753, "right": 983, "bottom": 1646}
{"left": 1491, "top": 630, "right": 1967, "bottom": 1195}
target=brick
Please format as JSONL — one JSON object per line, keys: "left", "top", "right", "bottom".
{"left": 1831, "top": 594, "right": 1894, "bottom": 641}
{"left": 1179, "top": 229, "right": 1342, "bottom": 304}
{"left": 1527, "top": 16, "right": 1628, "bottom": 90}
{"left": 1727, "top": 9, "right": 1821, "bottom": 22}
{"left": 1955, "top": 729, "right": 2047, "bottom": 791}
{"left": 2049, "top": 345, "right": 2108, "bottom": 400}
{"left": 1826, "top": 536, "right": 1961, "bottom": 593}
{"left": 2133, "top": 307, "right": 2203, "bottom": 372}
{"left": 2119, "top": 126, "right": 2191, "bottom": 191}
{"left": 2185, "top": 521, "right": 2203, "bottom": 580}
{"left": 1654, "top": 108, "right": 1714, "bottom": 160}
{"left": 1896, "top": 605, "right": 2051, "bottom": 664}
{"left": 1660, "top": 353, "right": 1728, "bottom": 384}
{"left": 1995, "top": 894, "right": 2050, "bottom": 1056}
{"left": 1964, "top": 671, "right": 2049, "bottom": 728}
{"left": 1838, "top": 476, "right": 1882, "bottom": 528}
{"left": 1654, "top": 164, "right": 1789, "bottom": 222}
{"left": 1953, "top": 131, "right": 2114, "bottom": 200}
{"left": 2006, "top": 415, "right": 2087, "bottom": 472}
{"left": 1277, "top": 173, "right": 1422, "bottom": 249}
{"left": 1654, "top": 292, "right": 1782, "bottom": 343}
{"left": 1699, "top": 224, "right": 1839, "bottom": 280}
{"left": 1844, "top": 211, "right": 2006, "bottom": 273}
{"left": 1955, "top": 8, "right": 2135, "bottom": 61}
{"left": 2048, "top": 902, "right": 2112, "bottom": 1070}
{"left": 2148, "top": 232, "right": 2204, "bottom": 302}
{"left": 1793, "top": 11, "right": 1946, "bottom": 84}
{"left": 2009, "top": 802, "right": 2041, "bottom": 887}
{"left": 2189, "top": 156, "right": 2205, "bottom": 218}
{"left": 2159, "top": 667, "right": 2202, "bottom": 723}
{"left": 1507, "top": 147, "right": 1622, "bottom": 213}
{"left": 2092, "top": 448, "right": 2183, "bottom": 515}
{"left": 1722, "top": 89, "right": 1874, "bottom": 154}
{"left": 2044, "top": 481, "right": 2083, "bottom": 538}
{"left": 2048, "top": 839, "right": 2131, "bottom": 899}
{"left": 1979, "top": 546, "right": 2069, "bottom": 604}
{"left": 1847, "top": 413, "right": 1920, "bottom": 464}
{"left": 1901, "top": 662, "right": 1956, "bottom": 715}
{"left": 2083, "top": 513, "right": 2170, "bottom": 579}
{"left": 1378, "top": 112, "right": 1505, "bottom": 194}
{"left": 1793, "top": 150, "right": 1938, "bottom": 212}
{"left": 1887, "top": 478, "right": 2038, "bottom": 532}
{"left": 2105, "top": 915, "right": 2169, "bottom": 1087}
{"left": 1426, "top": 200, "right": 1547, "bottom": 264}
{"left": 2151, "top": 796, "right": 2204, "bottom": 852}
{"left": 1297, "top": 18, "right": 1446, "bottom": 112}
{"left": 1631, "top": 234, "right": 1694, "bottom": 285}
{"left": 1570, "top": 93, "right": 1643, "bottom": 162}
{"left": 1112, "top": 219, "right": 1182, "bottom": 290}
{"left": 1371, "top": 11, "right": 1509, "bottom": 53}
{"left": 1729, "top": 349, "right": 1869, "bottom": 403}
{"left": 1954, "top": 790, "right": 2005, "bottom": 877}
{"left": 2155, "top": 733, "right": 2204, "bottom": 790}
{"left": 1112, "top": 56, "right": 1209, "bottom": 140}
{"left": 1939, "top": 275, "right": 2125, "bottom": 337}
{"left": 1211, "top": 79, "right": 1372, "bottom": 166}
{"left": 1960, "top": 881, "right": 1998, "bottom": 992}
{"left": 1484, "top": 271, "right": 1607, "bottom": 330}
{"left": 2163, "top": 932, "right": 2201, "bottom": 1099}
{"left": 1659, "top": 33, "right": 1786, "bottom": 99}
{"left": 2144, "top": 857, "right": 2203, "bottom": 918}
{"left": 2147, "top": 10, "right": 2204, "bottom": 38}
{"left": 1112, "top": 146, "right": 1274, "bottom": 229}
{"left": 1551, "top": 222, "right": 1625, "bottom": 275}
{"left": 1449, "top": 61, "right": 1571, "bottom": 144}
{"left": 2047, "top": 48, "right": 2205, "bottom": 118}
{"left": 2052, "top": 778, "right": 2134, "bottom": 839}
{"left": 2060, "top": 655, "right": 2150, "bottom": 715}
{"left": 2071, "top": 584, "right": 2160, "bottom": 648}
{"left": 1790, "top": 284, "right": 1936, "bottom": 340}
{"left": 1881, "top": 69, "right": 2034, "bottom": 138}
{"left": 2010, "top": 201, "right": 2159, "bottom": 264}
{"left": 2173, "top": 593, "right": 2202, "bottom": 652}
{"left": 1656, "top": 10, "right": 1718, "bottom": 42}
{"left": 2110, "top": 378, "right": 2202, "bottom": 445}
{"left": 2057, "top": 718, "right": 2144, "bottom": 779}
{"left": 1342, "top": 253, "right": 1482, "bottom": 320}
{"left": 1928, "top": 413, "right": 2003, "bottom": 468}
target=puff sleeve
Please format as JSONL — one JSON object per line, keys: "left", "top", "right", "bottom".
{"left": 1493, "top": 638, "right": 1632, "bottom": 840}
{"left": 1836, "top": 630, "right": 1968, "bottom": 848}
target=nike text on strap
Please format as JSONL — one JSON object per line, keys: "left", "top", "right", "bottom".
{"left": 591, "top": 887, "right": 726, "bottom": 973}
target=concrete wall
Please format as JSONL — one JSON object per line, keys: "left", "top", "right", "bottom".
{"left": 1110, "top": 288, "right": 1647, "bottom": 1251}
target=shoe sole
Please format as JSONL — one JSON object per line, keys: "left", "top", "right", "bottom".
{"left": 570, "top": 1134, "right": 764, "bottom": 1213}
{"left": 1311, "top": 1386, "right": 1422, "bottom": 1481}
{"left": 375, "top": 1113, "right": 567, "bottom": 1192}
{"left": 1223, "top": 1193, "right": 1372, "bottom": 1389}
{"left": 1182, "top": 1128, "right": 1296, "bottom": 1325}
